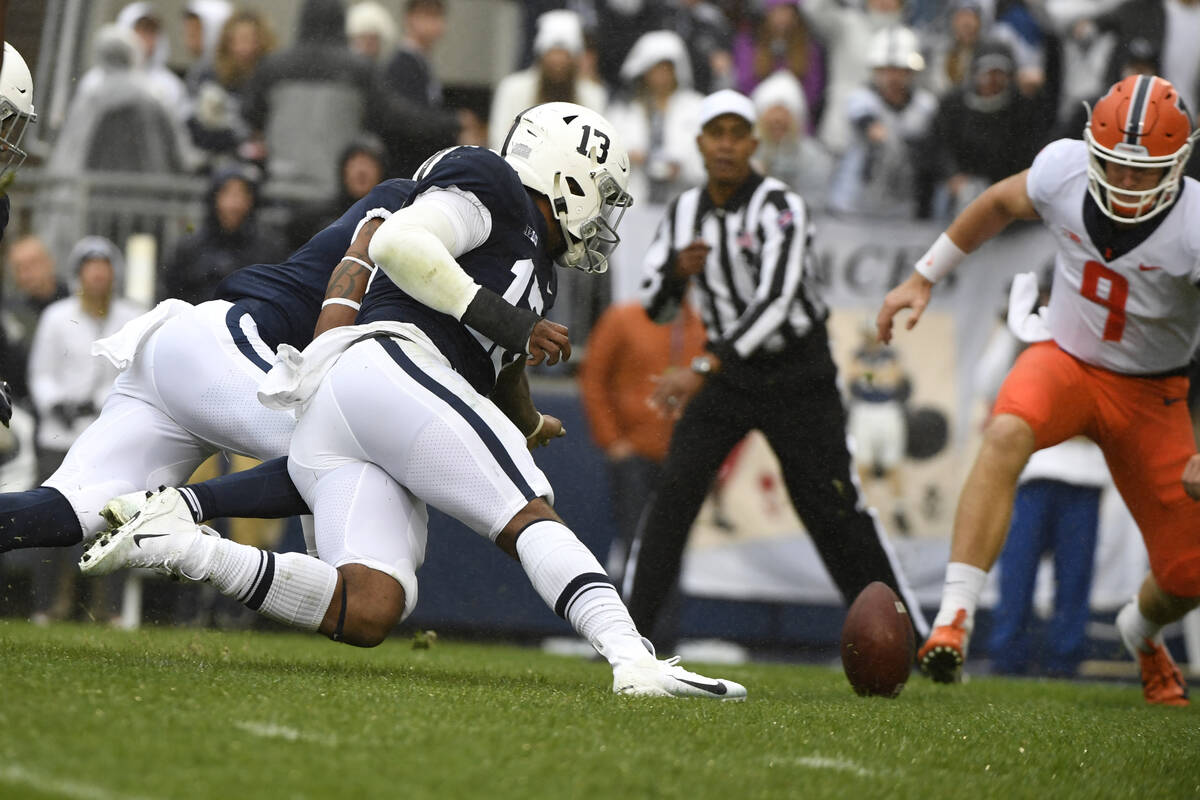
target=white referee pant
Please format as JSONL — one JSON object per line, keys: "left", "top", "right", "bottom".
{"left": 45, "top": 299, "right": 296, "bottom": 537}
{"left": 286, "top": 333, "right": 554, "bottom": 621}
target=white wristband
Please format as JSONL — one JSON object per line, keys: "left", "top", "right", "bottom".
{"left": 525, "top": 413, "right": 545, "bottom": 440}
{"left": 351, "top": 207, "right": 393, "bottom": 241}
{"left": 322, "top": 297, "right": 361, "bottom": 311}
{"left": 914, "top": 233, "right": 967, "bottom": 283}
{"left": 339, "top": 255, "right": 374, "bottom": 273}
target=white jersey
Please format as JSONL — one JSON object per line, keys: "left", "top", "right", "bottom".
{"left": 1027, "top": 138, "right": 1200, "bottom": 375}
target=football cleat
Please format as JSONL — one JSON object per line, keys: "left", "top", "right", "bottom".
{"left": 613, "top": 654, "right": 747, "bottom": 701}
{"left": 918, "top": 608, "right": 970, "bottom": 683}
{"left": 99, "top": 489, "right": 155, "bottom": 529}
{"left": 1135, "top": 639, "right": 1189, "bottom": 707}
{"left": 80, "top": 488, "right": 215, "bottom": 579}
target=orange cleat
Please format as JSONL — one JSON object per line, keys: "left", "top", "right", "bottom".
{"left": 918, "top": 609, "right": 970, "bottom": 683}
{"left": 1136, "top": 639, "right": 1189, "bottom": 707}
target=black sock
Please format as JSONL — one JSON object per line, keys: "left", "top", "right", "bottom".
{"left": 0, "top": 486, "right": 85, "bottom": 552}
{"left": 178, "top": 456, "right": 310, "bottom": 522}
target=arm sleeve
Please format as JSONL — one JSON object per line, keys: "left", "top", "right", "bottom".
{"left": 639, "top": 199, "right": 687, "bottom": 323}
{"left": 715, "top": 191, "right": 811, "bottom": 360}
{"left": 366, "top": 188, "right": 493, "bottom": 318}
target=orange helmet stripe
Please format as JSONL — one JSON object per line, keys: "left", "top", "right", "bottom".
{"left": 1123, "top": 75, "right": 1154, "bottom": 146}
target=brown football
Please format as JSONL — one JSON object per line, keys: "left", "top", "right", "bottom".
{"left": 840, "top": 581, "right": 916, "bottom": 698}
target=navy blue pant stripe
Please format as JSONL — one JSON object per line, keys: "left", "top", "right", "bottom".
{"left": 225, "top": 305, "right": 272, "bottom": 373}
{"left": 245, "top": 551, "right": 276, "bottom": 610}
{"left": 554, "top": 572, "right": 613, "bottom": 618}
{"left": 376, "top": 336, "right": 537, "bottom": 501}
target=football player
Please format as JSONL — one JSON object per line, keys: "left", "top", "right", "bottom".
{"left": 0, "top": 41, "right": 38, "bottom": 427}
{"left": 877, "top": 74, "right": 1200, "bottom": 705}
{"left": 83, "top": 104, "right": 747, "bottom": 700}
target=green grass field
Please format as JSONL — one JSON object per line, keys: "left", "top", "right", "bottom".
{"left": 1, "top": 621, "right": 1196, "bottom": 800}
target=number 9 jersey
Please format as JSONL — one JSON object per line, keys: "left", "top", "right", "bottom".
{"left": 1028, "top": 137, "right": 1200, "bottom": 375}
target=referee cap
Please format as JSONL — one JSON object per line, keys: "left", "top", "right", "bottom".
{"left": 698, "top": 89, "right": 756, "bottom": 132}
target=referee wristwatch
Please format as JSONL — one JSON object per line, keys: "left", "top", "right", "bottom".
{"left": 691, "top": 355, "right": 717, "bottom": 375}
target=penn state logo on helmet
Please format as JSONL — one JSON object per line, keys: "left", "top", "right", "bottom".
{"left": 500, "top": 102, "right": 633, "bottom": 274}
{"left": 1084, "top": 75, "right": 1197, "bottom": 223}
{"left": 0, "top": 42, "right": 36, "bottom": 182}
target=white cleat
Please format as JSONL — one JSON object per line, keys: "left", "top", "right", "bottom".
{"left": 99, "top": 489, "right": 156, "bottom": 529}
{"left": 613, "top": 654, "right": 748, "bottom": 701}
{"left": 80, "top": 488, "right": 214, "bottom": 579}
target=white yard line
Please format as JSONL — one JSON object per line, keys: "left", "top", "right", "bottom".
{"left": 0, "top": 764, "right": 157, "bottom": 800}
{"left": 789, "top": 755, "right": 876, "bottom": 779}
{"left": 233, "top": 720, "right": 337, "bottom": 746}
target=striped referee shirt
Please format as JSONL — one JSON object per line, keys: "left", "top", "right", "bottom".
{"left": 639, "top": 172, "right": 826, "bottom": 361}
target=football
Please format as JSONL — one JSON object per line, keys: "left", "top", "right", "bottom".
{"left": 840, "top": 581, "right": 915, "bottom": 698}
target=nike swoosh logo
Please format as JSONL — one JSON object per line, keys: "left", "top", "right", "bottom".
{"left": 1138, "top": 264, "right": 1163, "bottom": 271}
{"left": 133, "top": 533, "right": 170, "bottom": 547}
{"left": 16, "top": 87, "right": 25, "bottom": 94}
{"left": 678, "top": 677, "right": 728, "bottom": 695}
{"left": 1164, "top": 397, "right": 1186, "bottom": 406}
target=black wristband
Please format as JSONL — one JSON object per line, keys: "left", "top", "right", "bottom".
{"left": 461, "top": 287, "right": 541, "bottom": 354}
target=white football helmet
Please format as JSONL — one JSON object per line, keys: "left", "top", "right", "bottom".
{"left": 501, "top": 102, "right": 633, "bottom": 273}
{"left": 0, "top": 43, "right": 35, "bottom": 182}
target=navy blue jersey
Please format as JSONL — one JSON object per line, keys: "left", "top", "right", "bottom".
{"left": 215, "top": 179, "right": 415, "bottom": 351}
{"left": 358, "top": 147, "right": 556, "bottom": 394}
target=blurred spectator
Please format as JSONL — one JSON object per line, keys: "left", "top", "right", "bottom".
{"left": 657, "top": 0, "right": 734, "bottom": 93}
{"left": 384, "top": 0, "right": 445, "bottom": 106}
{"left": 187, "top": 9, "right": 278, "bottom": 166}
{"left": 590, "top": 1, "right": 664, "bottom": 89}
{"left": 828, "top": 26, "right": 938, "bottom": 218}
{"left": 988, "top": 0, "right": 1047, "bottom": 96}
{"left": 1044, "top": 0, "right": 1121, "bottom": 128}
{"left": 1090, "top": 0, "right": 1200, "bottom": 115}
{"left": 162, "top": 164, "right": 287, "bottom": 304}
{"left": 48, "top": 25, "right": 194, "bottom": 176}
{"left": 578, "top": 300, "right": 707, "bottom": 586}
{"left": 932, "top": 40, "right": 1050, "bottom": 218}
{"left": 181, "top": 1, "right": 233, "bottom": 95}
{"left": 380, "top": 0, "right": 480, "bottom": 176}
{"left": 924, "top": 0, "right": 988, "bottom": 97}
{"left": 26, "top": 236, "right": 142, "bottom": 626}
{"left": 346, "top": 1, "right": 399, "bottom": 65}
{"left": 804, "top": 0, "right": 907, "bottom": 155}
{"left": 241, "top": 0, "right": 381, "bottom": 193}
{"left": 76, "top": 3, "right": 189, "bottom": 124}
{"left": 284, "top": 135, "right": 388, "bottom": 252}
{"left": 606, "top": 31, "right": 705, "bottom": 206}
{"left": 732, "top": 0, "right": 825, "bottom": 126}
{"left": 751, "top": 70, "right": 834, "bottom": 207}
{"left": 1, "top": 236, "right": 67, "bottom": 403}
{"left": 489, "top": 9, "right": 608, "bottom": 149}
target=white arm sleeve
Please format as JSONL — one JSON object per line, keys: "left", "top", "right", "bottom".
{"left": 367, "top": 188, "right": 494, "bottom": 320}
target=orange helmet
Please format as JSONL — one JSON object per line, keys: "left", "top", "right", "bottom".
{"left": 1084, "top": 75, "right": 1196, "bottom": 223}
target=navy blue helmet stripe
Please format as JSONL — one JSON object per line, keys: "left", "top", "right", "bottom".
{"left": 376, "top": 336, "right": 537, "bottom": 502}
{"left": 1125, "top": 75, "right": 1154, "bottom": 145}
{"left": 225, "top": 304, "right": 273, "bottom": 373}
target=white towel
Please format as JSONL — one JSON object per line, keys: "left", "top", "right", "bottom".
{"left": 258, "top": 321, "right": 440, "bottom": 412}
{"left": 1006, "top": 271, "right": 1052, "bottom": 343}
{"left": 92, "top": 298, "right": 194, "bottom": 370}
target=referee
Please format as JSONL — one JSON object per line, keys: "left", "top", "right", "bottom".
{"left": 625, "top": 89, "right": 928, "bottom": 643}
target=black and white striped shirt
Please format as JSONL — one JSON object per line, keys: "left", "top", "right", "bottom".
{"left": 639, "top": 173, "right": 826, "bottom": 361}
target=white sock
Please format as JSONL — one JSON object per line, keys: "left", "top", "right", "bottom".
{"left": 515, "top": 520, "right": 646, "bottom": 666}
{"left": 198, "top": 537, "right": 338, "bottom": 631}
{"left": 932, "top": 562, "right": 988, "bottom": 632}
{"left": 1117, "top": 596, "right": 1162, "bottom": 655}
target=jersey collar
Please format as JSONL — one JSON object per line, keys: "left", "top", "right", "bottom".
{"left": 1082, "top": 180, "right": 1184, "bottom": 262}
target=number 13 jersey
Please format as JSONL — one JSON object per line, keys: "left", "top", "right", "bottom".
{"left": 1028, "top": 138, "right": 1200, "bottom": 375}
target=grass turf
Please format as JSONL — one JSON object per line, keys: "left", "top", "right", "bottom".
{"left": 0, "top": 620, "right": 1196, "bottom": 800}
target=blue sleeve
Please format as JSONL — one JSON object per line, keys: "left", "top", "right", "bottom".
{"left": 408, "top": 147, "right": 526, "bottom": 224}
